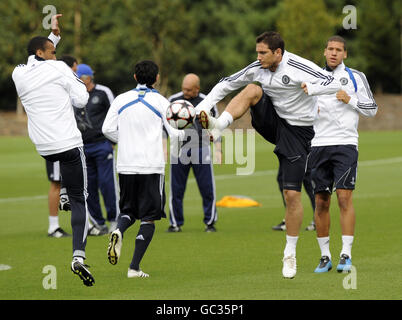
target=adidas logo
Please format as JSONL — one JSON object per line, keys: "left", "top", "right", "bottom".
{"left": 136, "top": 234, "right": 145, "bottom": 241}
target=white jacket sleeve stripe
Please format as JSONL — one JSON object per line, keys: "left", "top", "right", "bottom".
{"left": 220, "top": 61, "right": 261, "bottom": 82}
{"left": 346, "top": 68, "right": 377, "bottom": 117}
{"left": 288, "top": 59, "right": 333, "bottom": 82}
{"left": 357, "top": 104, "right": 377, "bottom": 109}
{"left": 351, "top": 69, "right": 376, "bottom": 102}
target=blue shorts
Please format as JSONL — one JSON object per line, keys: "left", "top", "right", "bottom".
{"left": 310, "top": 145, "right": 358, "bottom": 193}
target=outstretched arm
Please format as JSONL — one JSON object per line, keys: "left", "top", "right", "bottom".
{"left": 51, "top": 14, "right": 62, "bottom": 36}
{"left": 195, "top": 61, "right": 260, "bottom": 113}
{"left": 48, "top": 14, "right": 62, "bottom": 47}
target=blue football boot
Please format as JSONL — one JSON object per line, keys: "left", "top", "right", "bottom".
{"left": 314, "top": 256, "right": 332, "bottom": 273}
{"left": 336, "top": 254, "right": 352, "bottom": 273}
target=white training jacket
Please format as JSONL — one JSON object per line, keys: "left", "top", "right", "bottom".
{"left": 102, "top": 84, "right": 185, "bottom": 175}
{"left": 12, "top": 34, "right": 89, "bottom": 156}
{"left": 312, "top": 62, "right": 378, "bottom": 147}
{"left": 196, "top": 50, "right": 341, "bottom": 126}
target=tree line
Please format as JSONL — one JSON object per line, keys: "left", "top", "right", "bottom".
{"left": 0, "top": 0, "right": 400, "bottom": 111}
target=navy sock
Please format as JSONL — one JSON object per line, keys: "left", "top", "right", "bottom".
{"left": 130, "top": 222, "right": 155, "bottom": 271}
{"left": 117, "top": 214, "right": 135, "bottom": 236}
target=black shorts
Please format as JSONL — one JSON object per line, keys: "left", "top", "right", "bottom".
{"left": 310, "top": 145, "right": 358, "bottom": 193}
{"left": 45, "top": 160, "right": 61, "bottom": 182}
{"left": 250, "top": 92, "right": 315, "bottom": 191}
{"left": 119, "top": 173, "right": 166, "bottom": 221}
{"left": 42, "top": 147, "right": 87, "bottom": 201}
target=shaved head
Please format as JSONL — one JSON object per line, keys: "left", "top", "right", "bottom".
{"left": 182, "top": 73, "right": 200, "bottom": 99}
{"left": 182, "top": 73, "right": 200, "bottom": 88}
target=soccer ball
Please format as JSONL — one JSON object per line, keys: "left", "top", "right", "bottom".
{"left": 166, "top": 100, "right": 196, "bottom": 129}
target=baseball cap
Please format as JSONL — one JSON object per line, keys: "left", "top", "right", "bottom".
{"left": 76, "top": 64, "right": 94, "bottom": 78}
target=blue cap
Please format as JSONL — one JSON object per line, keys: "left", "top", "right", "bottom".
{"left": 77, "top": 64, "right": 94, "bottom": 78}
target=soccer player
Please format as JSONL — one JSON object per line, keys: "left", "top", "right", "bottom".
{"left": 12, "top": 18, "right": 94, "bottom": 286}
{"left": 311, "top": 36, "right": 377, "bottom": 273}
{"left": 103, "top": 60, "right": 186, "bottom": 278}
{"left": 196, "top": 31, "right": 341, "bottom": 278}
{"left": 74, "top": 63, "right": 119, "bottom": 235}
{"left": 166, "top": 73, "right": 221, "bottom": 233}
{"left": 36, "top": 16, "right": 70, "bottom": 238}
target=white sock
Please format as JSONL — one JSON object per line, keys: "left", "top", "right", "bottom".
{"left": 73, "top": 256, "right": 84, "bottom": 264}
{"left": 341, "top": 235, "right": 354, "bottom": 258}
{"left": 317, "top": 236, "right": 331, "bottom": 259}
{"left": 48, "top": 216, "right": 60, "bottom": 233}
{"left": 60, "top": 187, "right": 68, "bottom": 196}
{"left": 284, "top": 235, "right": 298, "bottom": 257}
{"left": 216, "top": 111, "right": 233, "bottom": 130}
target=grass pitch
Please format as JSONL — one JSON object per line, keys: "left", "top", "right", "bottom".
{"left": 0, "top": 131, "right": 401, "bottom": 300}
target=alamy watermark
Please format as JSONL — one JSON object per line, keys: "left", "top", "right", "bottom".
{"left": 170, "top": 129, "right": 256, "bottom": 176}
{"left": 42, "top": 265, "right": 57, "bottom": 290}
{"left": 343, "top": 5, "right": 357, "bottom": 30}
{"left": 342, "top": 265, "right": 357, "bottom": 290}
{"left": 42, "top": 5, "right": 57, "bottom": 30}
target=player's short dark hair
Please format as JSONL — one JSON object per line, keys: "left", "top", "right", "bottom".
{"left": 58, "top": 55, "right": 78, "bottom": 68}
{"left": 27, "top": 36, "right": 53, "bottom": 56}
{"left": 326, "top": 35, "right": 347, "bottom": 50}
{"left": 134, "top": 60, "right": 159, "bottom": 87}
{"left": 256, "top": 31, "right": 285, "bottom": 55}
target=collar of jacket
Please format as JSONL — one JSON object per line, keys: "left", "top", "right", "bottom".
{"left": 34, "top": 55, "right": 45, "bottom": 61}
{"left": 324, "top": 63, "right": 333, "bottom": 72}
{"left": 324, "top": 61, "right": 345, "bottom": 72}
{"left": 136, "top": 84, "right": 154, "bottom": 90}
{"left": 27, "top": 55, "right": 45, "bottom": 65}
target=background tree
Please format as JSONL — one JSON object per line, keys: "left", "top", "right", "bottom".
{"left": 353, "top": 0, "right": 401, "bottom": 93}
{"left": 183, "top": 0, "right": 279, "bottom": 94}
{"left": 276, "top": 0, "right": 339, "bottom": 66}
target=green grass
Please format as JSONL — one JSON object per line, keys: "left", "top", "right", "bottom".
{"left": 0, "top": 131, "right": 401, "bottom": 300}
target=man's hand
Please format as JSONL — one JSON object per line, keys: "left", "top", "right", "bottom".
{"left": 301, "top": 82, "right": 309, "bottom": 94}
{"left": 336, "top": 90, "right": 351, "bottom": 104}
{"left": 51, "top": 14, "right": 62, "bottom": 36}
{"left": 213, "top": 142, "right": 222, "bottom": 164}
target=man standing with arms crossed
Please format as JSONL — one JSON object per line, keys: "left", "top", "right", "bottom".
{"left": 197, "top": 31, "right": 341, "bottom": 278}
{"left": 312, "top": 36, "right": 377, "bottom": 273}
{"left": 12, "top": 16, "right": 94, "bottom": 286}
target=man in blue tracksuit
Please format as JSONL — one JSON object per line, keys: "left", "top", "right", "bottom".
{"left": 75, "top": 64, "right": 119, "bottom": 235}
{"left": 166, "top": 73, "right": 221, "bottom": 232}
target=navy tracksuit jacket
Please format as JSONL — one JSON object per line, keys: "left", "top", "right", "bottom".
{"left": 168, "top": 93, "right": 218, "bottom": 227}
{"left": 74, "top": 84, "right": 119, "bottom": 225}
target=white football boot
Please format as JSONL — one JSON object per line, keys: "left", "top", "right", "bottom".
{"left": 199, "top": 110, "right": 223, "bottom": 142}
{"left": 107, "top": 229, "right": 122, "bottom": 265}
{"left": 282, "top": 255, "right": 297, "bottom": 279}
{"left": 127, "top": 269, "right": 149, "bottom": 278}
